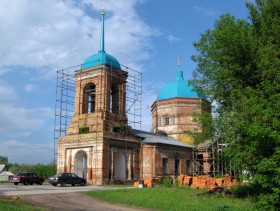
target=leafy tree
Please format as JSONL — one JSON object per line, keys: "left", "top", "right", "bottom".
{"left": 182, "top": 101, "right": 214, "bottom": 145}
{"left": 191, "top": 0, "right": 280, "bottom": 209}
{"left": 0, "top": 156, "right": 8, "bottom": 164}
{"left": 8, "top": 163, "right": 57, "bottom": 180}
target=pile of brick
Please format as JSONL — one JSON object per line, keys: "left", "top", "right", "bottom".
{"left": 183, "top": 176, "right": 192, "bottom": 186}
{"left": 133, "top": 179, "right": 143, "bottom": 188}
{"left": 134, "top": 174, "right": 237, "bottom": 189}
{"left": 215, "top": 178, "right": 224, "bottom": 187}
{"left": 190, "top": 176, "right": 216, "bottom": 189}
{"left": 143, "top": 178, "right": 158, "bottom": 187}
{"left": 223, "top": 174, "right": 237, "bottom": 187}
{"left": 177, "top": 174, "right": 185, "bottom": 186}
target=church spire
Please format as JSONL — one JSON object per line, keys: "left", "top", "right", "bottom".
{"left": 176, "top": 56, "right": 184, "bottom": 80}
{"left": 99, "top": 9, "right": 105, "bottom": 53}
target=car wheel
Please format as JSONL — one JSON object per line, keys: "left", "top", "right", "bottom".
{"left": 71, "top": 184, "right": 75, "bottom": 186}
{"left": 30, "top": 182, "right": 33, "bottom": 185}
{"left": 80, "top": 181, "right": 85, "bottom": 186}
{"left": 52, "top": 184, "right": 57, "bottom": 186}
{"left": 24, "top": 181, "right": 29, "bottom": 185}
{"left": 61, "top": 181, "right": 66, "bottom": 187}
{"left": 14, "top": 182, "right": 19, "bottom": 185}
{"left": 38, "top": 181, "right": 43, "bottom": 185}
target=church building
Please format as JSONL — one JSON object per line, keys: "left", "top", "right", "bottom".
{"left": 151, "top": 62, "right": 211, "bottom": 145}
{"left": 57, "top": 10, "right": 210, "bottom": 184}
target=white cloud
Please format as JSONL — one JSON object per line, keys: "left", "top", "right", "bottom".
{"left": 193, "top": 6, "right": 216, "bottom": 16}
{"left": 167, "top": 35, "right": 180, "bottom": 43}
{"left": 24, "top": 83, "right": 37, "bottom": 92}
{"left": 0, "top": 0, "right": 160, "bottom": 163}
{"left": 0, "top": 105, "right": 45, "bottom": 133}
{"left": 141, "top": 81, "right": 164, "bottom": 131}
{"left": 0, "top": 67, "right": 12, "bottom": 75}
{"left": 0, "top": 140, "right": 53, "bottom": 164}
{"left": 0, "top": 0, "right": 158, "bottom": 72}
{"left": 0, "top": 0, "right": 88, "bottom": 69}
{"left": 0, "top": 80, "right": 18, "bottom": 103}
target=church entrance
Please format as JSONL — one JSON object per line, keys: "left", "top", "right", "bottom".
{"left": 74, "top": 150, "right": 87, "bottom": 179}
{"left": 114, "top": 152, "right": 126, "bottom": 180}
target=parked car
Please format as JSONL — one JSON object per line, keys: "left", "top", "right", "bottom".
{"left": 48, "top": 172, "right": 87, "bottom": 187}
{"left": 9, "top": 172, "right": 44, "bottom": 185}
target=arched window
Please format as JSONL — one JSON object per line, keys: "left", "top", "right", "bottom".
{"left": 164, "top": 114, "right": 169, "bottom": 125}
{"left": 83, "top": 83, "right": 96, "bottom": 114}
{"left": 110, "top": 84, "right": 119, "bottom": 114}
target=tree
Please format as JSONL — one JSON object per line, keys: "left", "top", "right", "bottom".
{"left": 191, "top": 0, "right": 280, "bottom": 209}
{"left": 8, "top": 163, "right": 57, "bottom": 180}
{"left": 0, "top": 156, "right": 8, "bottom": 164}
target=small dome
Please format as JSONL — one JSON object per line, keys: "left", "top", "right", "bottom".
{"left": 157, "top": 68, "right": 206, "bottom": 101}
{"left": 82, "top": 51, "right": 121, "bottom": 70}
{"left": 81, "top": 10, "right": 121, "bottom": 70}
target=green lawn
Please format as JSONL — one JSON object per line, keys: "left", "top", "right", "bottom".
{"left": 0, "top": 198, "right": 42, "bottom": 211}
{"left": 86, "top": 187, "right": 258, "bottom": 211}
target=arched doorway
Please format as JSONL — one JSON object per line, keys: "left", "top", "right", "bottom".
{"left": 114, "top": 152, "right": 126, "bottom": 180}
{"left": 74, "top": 150, "right": 87, "bottom": 179}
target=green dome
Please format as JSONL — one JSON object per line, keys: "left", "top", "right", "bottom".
{"left": 157, "top": 67, "right": 206, "bottom": 101}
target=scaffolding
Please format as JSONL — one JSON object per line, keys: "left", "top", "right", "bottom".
{"left": 190, "top": 139, "right": 231, "bottom": 177}
{"left": 53, "top": 62, "right": 142, "bottom": 163}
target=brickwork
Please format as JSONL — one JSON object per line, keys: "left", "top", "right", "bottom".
{"left": 57, "top": 64, "right": 142, "bottom": 185}
{"left": 68, "top": 65, "right": 128, "bottom": 135}
{"left": 57, "top": 63, "right": 200, "bottom": 185}
{"left": 141, "top": 144, "right": 192, "bottom": 179}
{"left": 151, "top": 98, "right": 209, "bottom": 144}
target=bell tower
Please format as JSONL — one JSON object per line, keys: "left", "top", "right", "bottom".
{"left": 67, "top": 10, "right": 128, "bottom": 136}
{"left": 57, "top": 10, "right": 137, "bottom": 185}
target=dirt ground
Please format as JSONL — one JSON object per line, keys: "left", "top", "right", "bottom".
{"left": 23, "top": 192, "right": 154, "bottom": 211}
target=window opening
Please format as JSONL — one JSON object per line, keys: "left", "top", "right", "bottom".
{"left": 186, "top": 160, "right": 191, "bottom": 175}
{"left": 158, "top": 118, "right": 161, "bottom": 126}
{"left": 172, "top": 116, "right": 175, "bottom": 125}
{"left": 175, "top": 158, "right": 180, "bottom": 175}
{"left": 164, "top": 114, "right": 169, "bottom": 125}
{"left": 83, "top": 83, "right": 96, "bottom": 114}
{"left": 162, "top": 158, "right": 168, "bottom": 174}
{"left": 110, "top": 84, "right": 119, "bottom": 114}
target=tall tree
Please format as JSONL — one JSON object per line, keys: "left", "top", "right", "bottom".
{"left": 191, "top": 0, "right": 280, "bottom": 209}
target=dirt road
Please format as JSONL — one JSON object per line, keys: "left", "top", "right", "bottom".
{"left": 23, "top": 192, "right": 154, "bottom": 211}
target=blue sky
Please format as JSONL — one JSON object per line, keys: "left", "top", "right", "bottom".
{"left": 0, "top": 0, "right": 249, "bottom": 164}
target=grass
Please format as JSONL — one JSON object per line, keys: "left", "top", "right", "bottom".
{"left": 101, "top": 184, "right": 133, "bottom": 187}
{"left": 0, "top": 197, "right": 43, "bottom": 211}
{"left": 85, "top": 186, "right": 258, "bottom": 211}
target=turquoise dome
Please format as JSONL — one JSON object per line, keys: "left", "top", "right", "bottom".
{"left": 81, "top": 10, "right": 121, "bottom": 70}
{"left": 82, "top": 51, "right": 121, "bottom": 70}
{"left": 157, "top": 68, "right": 206, "bottom": 100}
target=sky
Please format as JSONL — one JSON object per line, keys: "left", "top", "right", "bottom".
{"left": 0, "top": 0, "right": 250, "bottom": 164}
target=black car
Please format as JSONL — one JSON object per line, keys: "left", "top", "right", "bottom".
{"left": 48, "top": 172, "right": 87, "bottom": 187}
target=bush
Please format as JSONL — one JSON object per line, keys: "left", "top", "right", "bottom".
{"left": 173, "top": 177, "right": 179, "bottom": 187}
{"left": 231, "top": 184, "right": 252, "bottom": 198}
{"left": 231, "top": 183, "right": 262, "bottom": 199}
{"left": 162, "top": 176, "right": 172, "bottom": 187}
